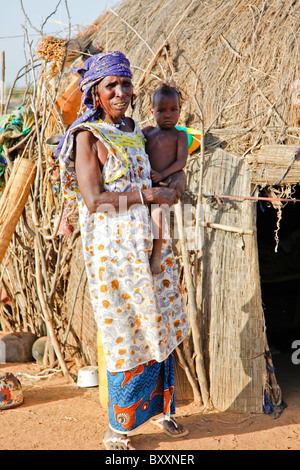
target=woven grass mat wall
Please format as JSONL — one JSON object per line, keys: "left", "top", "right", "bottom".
{"left": 191, "top": 148, "right": 266, "bottom": 412}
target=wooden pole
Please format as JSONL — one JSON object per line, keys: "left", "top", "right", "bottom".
{"left": 201, "top": 221, "right": 254, "bottom": 235}
{"left": 1, "top": 51, "right": 5, "bottom": 115}
{"left": 175, "top": 346, "right": 202, "bottom": 405}
{"left": 193, "top": 95, "right": 205, "bottom": 253}
{"left": 34, "top": 236, "right": 74, "bottom": 383}
{"left": 175, "top": 201, "right": 209, "bottom": 406}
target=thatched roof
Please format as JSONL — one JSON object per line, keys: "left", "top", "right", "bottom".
{"left": 58, "top": 0, "right": 299, "bottom": 157}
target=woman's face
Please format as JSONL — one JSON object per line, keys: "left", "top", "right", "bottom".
{"left": 96, "top": 75, "right": 133, "bottom": 122}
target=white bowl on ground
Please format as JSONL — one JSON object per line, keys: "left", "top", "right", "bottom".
{"left": 77, "top": 366, "right": 99, "bottom": 388}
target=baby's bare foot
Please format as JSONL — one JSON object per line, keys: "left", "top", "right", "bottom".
{"left": 150, "top": 254, "right": 161, "bottom": 276}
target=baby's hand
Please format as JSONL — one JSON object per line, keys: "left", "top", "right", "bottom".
{"left": 151, "top": 169, "right": 163, "bottom": 183}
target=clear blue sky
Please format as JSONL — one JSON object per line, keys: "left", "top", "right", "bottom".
{"left": 0, "top": 0, "right": 119, "bottom": 86}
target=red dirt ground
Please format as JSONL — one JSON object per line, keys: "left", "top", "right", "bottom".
{"left": 1, "top": 351, "right": 300, "bottom": 451}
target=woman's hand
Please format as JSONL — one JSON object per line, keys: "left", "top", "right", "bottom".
{"left": 142, "top": 186, "right": 179, "bottom": 206}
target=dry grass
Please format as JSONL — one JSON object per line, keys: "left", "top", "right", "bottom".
{"left": 39, "top": 0, "right": 300, "bottom": 154}
{"left": 65, "top": 0, "right": 300, "bottom": 155}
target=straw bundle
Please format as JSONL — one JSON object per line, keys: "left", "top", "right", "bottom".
{"left": 36, "top": 36, "right": 68, "bottom": 79}
{"left": 36, "top": 12, "right": 108, "bottom": 79}
{"left": 0, "top": 158, "right": 36, "bottom": 265}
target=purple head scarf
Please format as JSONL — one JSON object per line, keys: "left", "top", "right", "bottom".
{"left": 55, "top": 51, "right": 132, "bottom": 157}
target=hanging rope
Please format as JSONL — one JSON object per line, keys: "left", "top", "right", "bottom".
{"left": 203, "top": 193, "right": 300, "bottom": 205}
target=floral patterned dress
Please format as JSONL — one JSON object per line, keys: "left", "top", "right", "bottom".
{"left": 59, "top": 118, "right": 189, "bottom": 433}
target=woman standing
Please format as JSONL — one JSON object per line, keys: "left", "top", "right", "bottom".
{"left": 57, "top": 51, "right": 189, "bottom": 450}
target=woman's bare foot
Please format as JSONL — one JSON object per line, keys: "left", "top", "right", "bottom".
{"left": 102, "top": 428, "right": 135, "bottom": 450}
{"left": 152, "top": 417, "right": 189, "bottom": 437}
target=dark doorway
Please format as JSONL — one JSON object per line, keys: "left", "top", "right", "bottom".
{"left": 257, "top": 185, "right": 300, "bottom": 402}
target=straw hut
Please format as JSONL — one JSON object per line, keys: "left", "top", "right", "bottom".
{"left": 1, "top": 0, "right": 299, "bottom": 412}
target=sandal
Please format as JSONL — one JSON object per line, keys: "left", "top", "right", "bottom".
{"left": 103, "top": 429, "right": 135, "bottom": 450}
{"left": 152, "top": 417, "right": 189, "bottom": 438}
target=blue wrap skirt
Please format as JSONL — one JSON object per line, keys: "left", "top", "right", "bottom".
{"left": 107, "top": 354, "right": 175, "bottom": 434}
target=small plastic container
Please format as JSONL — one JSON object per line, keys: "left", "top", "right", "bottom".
{"left": 77, "top": 366, "right": 99, "bottom": 388}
